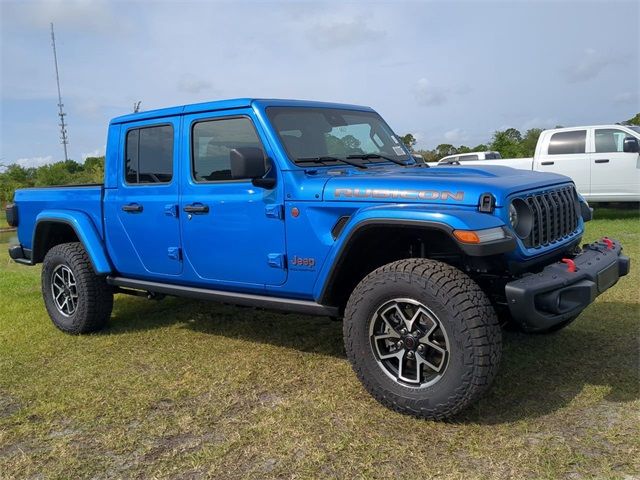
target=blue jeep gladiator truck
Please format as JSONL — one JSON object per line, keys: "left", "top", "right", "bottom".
{"left": 5, "top": 98, "right": 630, "bottom": 419}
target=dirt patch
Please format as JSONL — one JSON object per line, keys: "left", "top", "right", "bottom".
{"left": 0, "top": 392, "right": 21, "bottom": 418}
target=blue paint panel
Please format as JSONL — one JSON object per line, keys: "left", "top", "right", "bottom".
{"left": 34, "top": 210, "right": 112, "bottom": 274}
{"left": 14, "top": 186, "right": 104, "bottom": 250}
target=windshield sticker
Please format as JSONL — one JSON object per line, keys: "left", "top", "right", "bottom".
{"left": 393, "top": 146, "right": 405, "bottom": 156}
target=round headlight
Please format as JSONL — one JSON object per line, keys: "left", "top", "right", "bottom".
{"left": 509, "top": 203, "right": 518, "bottom": 229}
{"left": 509, "top": 199, "right": 534, "bottom": 239}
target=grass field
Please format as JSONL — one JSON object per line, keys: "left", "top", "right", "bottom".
{"left": 0, "top": 208, "right": 638, "bottom": 479}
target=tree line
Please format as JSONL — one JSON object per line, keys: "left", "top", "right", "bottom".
{"left": 1, "top": 113, "right": 638, "bottom": 206}
{"left": 0, "top": 157, "right": 104, "bottom": 205}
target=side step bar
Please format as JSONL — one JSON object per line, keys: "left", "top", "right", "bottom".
{"left": 106, "top": 276, "right": 338, "bottom": 317}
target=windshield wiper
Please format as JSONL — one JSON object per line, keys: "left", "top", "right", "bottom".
{"left": 296, "top": 156, "right": 368, "bottom": 169}
{"left": 346, "top": 153, "right": 409, "bottom": 166}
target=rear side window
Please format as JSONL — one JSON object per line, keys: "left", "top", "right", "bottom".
{"left": 458, "top": 154, "right": 479, "bottom": 161}
{"left": 192, "top": 117, "right": 264, "bottom": 182}
{"left": 595, "top": 129, "right": 626, "bottom": 153}
{"left": 125, "top": 125, "right": 174, "bottom": 184}
{"left": 485, "top": 152, "right": 501, "bottom": 159}
{"left": 548, "top": 130, "right": 586, "bottom": 155}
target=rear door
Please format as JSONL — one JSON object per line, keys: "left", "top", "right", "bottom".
{"left": 590, "top": 127, "right": 640, "bottom": 199}
{"left": 179, "top": 109, "right": 286, "bottom": 288}
{"left": 104, "top": 118, "right": 182, "bottom": 278}
{"left": 534, "top": 129, "right": 590, "bottom": 196}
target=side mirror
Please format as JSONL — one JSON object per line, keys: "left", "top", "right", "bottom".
{"left": 411, "top": 154, "right": 425, "bottom": 164}
{"left": 623, "top": 136, "right": 640, "bottom": 153}
{"left": 230, "top": 147, "right": 276, "bottom": 189}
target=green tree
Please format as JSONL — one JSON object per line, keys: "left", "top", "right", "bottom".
{"left": 400, "top": 133, "right": 417, "bottom": 151}
{"left": 623, "top": 113, "right": 640, "bottom": 125}
{"left": 435, "top": 144, "right": 457, "bottom": 159}
{"left": 490, "top": 128, "right": 524, "bottom": 158}
{"left": 521, "top": 128, "right": 543, "bottom": 157}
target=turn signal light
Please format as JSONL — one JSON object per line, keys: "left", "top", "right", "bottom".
{"left": 453, "top": 227, "right": 507, "bottom": 244}
{"left": 453, "top": 230, "right": 481, "bottom": 244}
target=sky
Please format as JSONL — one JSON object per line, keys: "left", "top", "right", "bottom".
{"left": 1, "top": 0, "right": 638, "bottom": 167}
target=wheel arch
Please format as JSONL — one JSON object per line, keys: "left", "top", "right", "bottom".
{"left": 32, "top": 211, "right": 112, "bottom": 274}
{"left": 317, "top": 219, "right": 468, "bottom": 310}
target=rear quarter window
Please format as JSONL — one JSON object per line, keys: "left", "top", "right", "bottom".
{"left": 548, "top": 130, "right": 586, "bottom": 155}
{"left": 125, "top": 124, "right": 174, "bottom": 184}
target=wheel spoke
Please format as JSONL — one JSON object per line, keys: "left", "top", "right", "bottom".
{"left": 378, "top": 349, "right": 403, "bottom": 361}
{"left": 416, "top": 349, "right": 446, "bottom": 373}
{"left": 379, "top": 305, "right": 405, "bottom": 334}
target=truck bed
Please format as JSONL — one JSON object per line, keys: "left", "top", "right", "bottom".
{"left": 13, "top": 184, "right": 104, "bottom": 250}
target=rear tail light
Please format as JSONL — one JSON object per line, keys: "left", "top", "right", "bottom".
{"left": 5, "top": 203, "right": 18, "bottom": 227}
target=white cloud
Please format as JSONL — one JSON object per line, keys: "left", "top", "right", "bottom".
{"left": 520, "top": 117, "right": 560, "bottom": 131}
{"left": 11, "top": 0, "right": 124, "bottom": 34}
{"left": 81, "top": 148, "right": 104, "bottom": 161}
{"left": 178, "top": 77, "right": 216, "bottom": 95}
{"left": 443, "top": 128, "right": 468, "bottom": 143}
{"left": 14, "top": 156, "right": 54, "bottom": 168}
{"left": 414, "top": 78, "right": 447, "bottom": 107}
{"left": 413, "top": 78, "right": 470, "bottom": 107}
{"left": 613, "top": 91, "right": 639, "bottom": 105}
{"left": 562, "top": 48, "right": 623, "bottom": 83}
{"left": 306, "top": 15, "right": 385, "bottom": 49}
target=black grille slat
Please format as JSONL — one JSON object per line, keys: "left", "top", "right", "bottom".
{"left": 555, "top": 190, "right": 566, "bottom": 237}
{"left": 519, "top": 186, "right": 579, "bottom": 249}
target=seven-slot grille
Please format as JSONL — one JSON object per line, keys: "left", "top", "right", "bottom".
{"left": 522, "top": 185, "right": 580, "bottom": 248}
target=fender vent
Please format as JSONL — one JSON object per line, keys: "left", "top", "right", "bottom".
{"left": 331, "top": 216, "right": 351, "bottom": 240}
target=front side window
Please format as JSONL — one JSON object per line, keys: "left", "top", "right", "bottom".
{"left": 125, "top": 125, "right": 173, "bottom": 184}
{"left": 266, "top": 107, "right": 410, "bottom": 166}
{"left": 548, "top": 130, "right": 586, "bottom": 155}
{"left": 595, "top": 129, "right": 627, "bottom": 153}
{"left": 192, "top": 117, "right": 263, "bottom": 182}
{"left": 458, "top": 154, "right": 479, "bottom": 161}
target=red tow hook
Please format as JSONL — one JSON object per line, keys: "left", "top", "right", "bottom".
{"left": 561, "top": 258, "right": 577, "bottom": 273}
{"left": 602, "top": 237, "right": 614, "bottom": 250}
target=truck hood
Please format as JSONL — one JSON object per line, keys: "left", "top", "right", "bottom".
{"left": 322, "top": 164, "right": 572, "bottom": 207}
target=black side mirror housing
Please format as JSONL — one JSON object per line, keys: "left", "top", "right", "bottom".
{"left": 230, "top": 147, "right": 276, "bottom": 188}
{"left": 623, "top": 136, "right": 640, "bottom": 153}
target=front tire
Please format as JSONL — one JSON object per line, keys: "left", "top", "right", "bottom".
{"left": 344, "top": 258, "right": 502, "bottom": 420}
{"left": 42, "top": 242, "right": 113, "bottom": 334}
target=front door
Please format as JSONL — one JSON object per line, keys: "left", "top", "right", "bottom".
{"left": 104, "top": 118, "right": 182, "bottom": 278}
{"left": 179, "top": 110, "right": 286, "bottom": 288}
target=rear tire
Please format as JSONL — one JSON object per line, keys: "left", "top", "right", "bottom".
{"left": 343, "top": 258, "right": 502, "bottom": 420}
{"left": 42, "top": 242, "right": 113, "bottom": 334}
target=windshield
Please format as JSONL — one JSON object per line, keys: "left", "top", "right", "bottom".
{"left": 266, "top": 107, "right": 412, "bottom": 166}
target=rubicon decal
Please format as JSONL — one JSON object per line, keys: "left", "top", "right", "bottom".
{"left": 333, "top": 188, "right": 464, "bottom": 201}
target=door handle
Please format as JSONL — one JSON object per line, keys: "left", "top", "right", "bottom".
{"left": 594, "top": 159, "right": 610, "bottom": 164}
{"left": 183, "top": 204, "right": 209, "bottom": 214}
{"left": 122, "top": 203, "right": 143, "bottom": 213}
{"left": 540, "top": 161, "right": 554, "bottom": 166}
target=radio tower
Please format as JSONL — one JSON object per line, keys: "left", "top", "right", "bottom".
{"left": 50, "top": 23, "right": 69, "bottom": 162}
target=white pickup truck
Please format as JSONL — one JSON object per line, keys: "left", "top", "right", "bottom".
{"left": 468, "top": 125, "right": 640, "bottom": 202}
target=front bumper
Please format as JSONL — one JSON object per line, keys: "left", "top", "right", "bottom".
{"left": 505, "top": 238, "right": 630, "bottom": 332}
